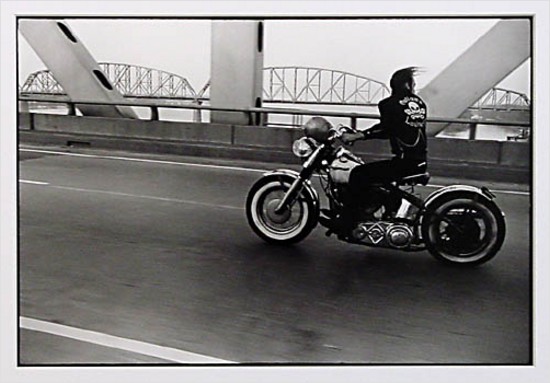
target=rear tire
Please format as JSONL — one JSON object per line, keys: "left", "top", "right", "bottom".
{"left": 246, "top": 177, "right": 318, "bottom": 244}
{"left": 421, "top": 194, "right": 506, "bottom": 266}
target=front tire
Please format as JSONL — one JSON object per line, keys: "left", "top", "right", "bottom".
{"left": 246, "top": 177, "right": 318, "bottom": 244}
{"left": 421, "top": 194, "right": 506, "bottom": 266}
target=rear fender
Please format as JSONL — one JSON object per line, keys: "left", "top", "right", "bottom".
{"left": 424, "top": 185, "right": 496, "bottom": 209}
{"left": 422, "top": 185, "right": 504, "bottom": 220}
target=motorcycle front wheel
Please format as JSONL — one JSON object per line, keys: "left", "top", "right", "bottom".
{"left": 421, "top": 195, "right": 506, "bottom": 266}
{"left": 246, "top": 177, "right": 318, "bottom": 244}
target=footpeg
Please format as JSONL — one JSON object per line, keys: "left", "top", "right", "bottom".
{"left": 321, "top": 208, "right": 335, "bottom": 218}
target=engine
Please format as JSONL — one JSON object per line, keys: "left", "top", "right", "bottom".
{"left": 351, "top": 221, "right": 414, "bottom": 249}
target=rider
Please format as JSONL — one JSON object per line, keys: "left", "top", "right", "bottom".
{"left": 336, "top": 67, "right": 428, "bottom": 232}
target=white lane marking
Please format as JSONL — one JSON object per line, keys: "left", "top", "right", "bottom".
{"left": 488, "top": 189, "right": 531, "bottom": 196}
{"left": 427, "top": 183, "right": 530, "bottom": 196}
{"left": 49, "top": 185, "right": 243, "bottom": 210}
{"left": 19, "top": 148, "right": 530, "bottom": 196}
{"left": 19, "top": 148, "right": 267, "bottom": 173}
{"left": 20, "top": 316, "right": 234, "bottom": 364}
{"left": 19, "top": 179, "right": 50, "bottom": 185}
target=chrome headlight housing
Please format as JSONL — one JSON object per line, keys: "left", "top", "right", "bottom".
{"left": 292, "top": 137, "right": 316, "bottom": 158}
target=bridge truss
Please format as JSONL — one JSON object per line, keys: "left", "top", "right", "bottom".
{"left": 98, "top": 63, "right": 197, "bottom": 99}
{"left": 20, "top": 69, "right": 64, "bottom": 94}
{"left": 21, "top": 63, "right": 198, "bottom": 100}
{"left": 472, "top": 87, "right": 530, "bottom": 110}
{"left": 20, "top": 63, "right": 530, "bottom": 110}
{"left": 262, "top": 66, "right": 389, "bottom": 106}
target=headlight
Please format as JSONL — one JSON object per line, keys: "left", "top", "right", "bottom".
{"left": 292, "top": 137, "right": 315, "bottom": 158}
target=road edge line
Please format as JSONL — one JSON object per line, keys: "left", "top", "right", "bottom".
{"left": 20, "top": 316, "right": 234, "bottom": 364}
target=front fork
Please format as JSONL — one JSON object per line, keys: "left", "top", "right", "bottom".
{"left": 274, "top": 145, "right": 324, "bottom": 214}
{"left": 274, "top": 177, "right": 306, "bottom": 214}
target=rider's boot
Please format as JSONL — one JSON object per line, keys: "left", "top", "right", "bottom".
{"left": 319, "top": 208, "right": 337, "bottom": 230}
{"left": 319, "top": 208, "right": 354, "bottom": 238}
{"left": 333, "top": 206, "right": 359, "bottom": 240}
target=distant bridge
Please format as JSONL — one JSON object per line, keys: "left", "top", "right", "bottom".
{"left": 471, "top": 87, "right": 530, "bottom": 111}
{"left": 20, "top": 63, "right": 199, "bottom": 100}
{"left": 20, "top": 62, "right": 530, "bottom": 112}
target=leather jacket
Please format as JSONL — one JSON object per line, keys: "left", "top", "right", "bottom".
{"left": 366, "top": 90, "right": 428, "bottom": 162}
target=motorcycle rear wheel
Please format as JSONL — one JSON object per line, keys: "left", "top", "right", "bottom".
{"left": 421, "top": 195, "right": 505, "bottom": 266}
{"left": 246, "top": 178, "right": 318, "bottom": 244}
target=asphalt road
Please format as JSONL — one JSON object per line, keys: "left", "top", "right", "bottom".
{"left": 17, "top": 145, "right": 532, "bottom": 364}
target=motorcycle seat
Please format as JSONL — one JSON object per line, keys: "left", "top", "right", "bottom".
{"left": 396, "top": 172, "right": 431, "bottom": 186}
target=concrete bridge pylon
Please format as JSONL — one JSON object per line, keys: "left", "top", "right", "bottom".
{"left": 419, "top": 19, "right": 530, "bottom": 136}
{"left": 19, "top": 20, "right": 137, "bottom": 118}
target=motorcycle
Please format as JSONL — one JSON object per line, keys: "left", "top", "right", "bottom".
{"left": 245, "top": 119, "right": 506, "bottom": 266}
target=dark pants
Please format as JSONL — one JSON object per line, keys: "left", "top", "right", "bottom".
{"left": 349, "top": 158, "right": 427, "bottom": 190}
{"left": 339, "top": 158, "right": 427, "bottom": 229}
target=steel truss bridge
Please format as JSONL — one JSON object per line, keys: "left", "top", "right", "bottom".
{"left": 20, "top": 62, "right": 531, "bottom": 111}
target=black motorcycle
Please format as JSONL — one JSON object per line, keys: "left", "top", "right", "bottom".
{"left": 246, "top": 121, "right": 506, "bottom": 266}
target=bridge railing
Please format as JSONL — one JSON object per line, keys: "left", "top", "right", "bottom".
{"left": 18, "top": 94, "right": 531, "bottom": 141}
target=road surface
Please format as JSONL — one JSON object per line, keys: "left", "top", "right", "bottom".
{"left": 17, "top": 145, "right": 532, "bottom": 364}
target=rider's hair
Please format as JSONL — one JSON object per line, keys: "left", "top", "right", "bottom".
{"left": 390, "top": 67, "right": 420, "bottom": 94}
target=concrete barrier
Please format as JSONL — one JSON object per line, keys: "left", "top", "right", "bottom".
{"left": 233, "top": 125, "right": 297, "bottom": 148}
{"left": 428, "top": 138, "right": 501, "bottom": 165}
{"left": 19, "top": 113, "right": 531, "bottom": 183}
{"left": 32, "top": 114, "right": 233, "bottom": 144}
{"left": 19, "top": 113, "right": 33, "bottom": 130}
{"left": 500, "top": 141, "right": 530, "bottom": 168}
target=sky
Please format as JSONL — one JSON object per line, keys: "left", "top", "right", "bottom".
{"left": 17, "top": 18, "right": 532, "bottom": 97}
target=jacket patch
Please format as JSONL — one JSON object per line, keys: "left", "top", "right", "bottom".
{"left": 400, "top": 96, "right": 426, "bottom": 128}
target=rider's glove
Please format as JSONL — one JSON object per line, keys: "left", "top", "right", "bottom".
{"left": 341, "top": 132, "right": 363, "bottom": 145}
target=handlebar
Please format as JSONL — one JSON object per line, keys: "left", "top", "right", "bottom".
{"left": 329, "top": 124, "right": 368, "bottom": 147}
{"left": 330, "top": 124, "right": 358, "bottom": 139}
